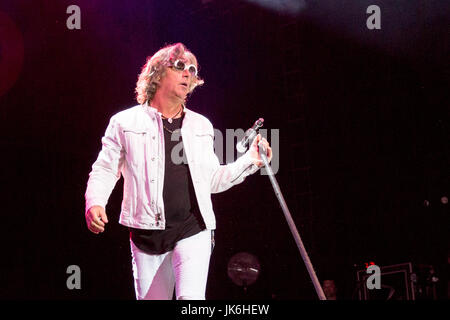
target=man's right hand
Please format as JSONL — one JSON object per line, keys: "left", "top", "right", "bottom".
{"left": 86, "top": 205, "right": 109, "bottom": 234}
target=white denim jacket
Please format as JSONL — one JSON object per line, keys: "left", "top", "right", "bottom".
{"left": 85, "top": 104, "right": 259, "bottom": 230}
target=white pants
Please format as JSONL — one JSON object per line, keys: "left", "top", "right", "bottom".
{"left": 130, "top": 229, "right": 213, "bottom": 300}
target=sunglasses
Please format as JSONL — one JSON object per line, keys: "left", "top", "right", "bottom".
{"left": 170, "top": 59, "right": 198, "bottom": 77}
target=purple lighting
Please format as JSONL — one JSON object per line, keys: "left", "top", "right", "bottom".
{"left": 244, "top": 0, "right": 306, "bottom": 15}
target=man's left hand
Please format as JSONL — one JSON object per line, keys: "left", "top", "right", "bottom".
{"left": 249, "top": 134, "right": 272, "bottom": 167}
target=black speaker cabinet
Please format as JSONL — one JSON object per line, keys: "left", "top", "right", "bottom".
{"left": 356, "top": 262, "right": 415, "bottom": 300}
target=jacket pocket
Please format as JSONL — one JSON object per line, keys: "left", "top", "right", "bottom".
{"left": 193, "top": 132, "right": 214, "bottom": 161}
{"left": 192, "top": 131, "right": 216, "bottom": 185}
{"left": 123, "top": 128, "right": 148, "bottom": 168}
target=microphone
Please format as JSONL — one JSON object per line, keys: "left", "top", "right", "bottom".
{"left": 236, "top": 118, "right": 264, "bottom": 153}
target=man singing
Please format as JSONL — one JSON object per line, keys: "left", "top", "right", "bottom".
{"left": 84, "top": 43, "right": 272, "bottom": 300}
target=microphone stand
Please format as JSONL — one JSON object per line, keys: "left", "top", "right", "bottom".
{"left": 258, "top": 142, "right": 327, "bottom": 300}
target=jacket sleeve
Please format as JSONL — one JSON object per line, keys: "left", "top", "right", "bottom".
{"left": 85, "top": 115, "right": 125, "bottom": 214}
{"left": 206, "top": 124, "right": 260, "bottom": 194}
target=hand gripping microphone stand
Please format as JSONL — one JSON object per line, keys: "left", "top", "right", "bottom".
{"left": 255, "top": 124, "right": 327, "bottom": 300}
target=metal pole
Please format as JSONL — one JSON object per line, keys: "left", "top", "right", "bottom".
{"left": 258, "top": 142, "right": 327, "bottom": 300}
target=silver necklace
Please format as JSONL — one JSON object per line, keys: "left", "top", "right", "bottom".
{"left": 162, "top": 111, "right": 184, "bottom": 133}
{"left": 163, "top": 125, "right": 179, "bottom": 134}
{"left": 161, "top": 107, "right": 182, "bottom": 123}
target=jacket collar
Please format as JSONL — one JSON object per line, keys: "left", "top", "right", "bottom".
{"left": 141, "top": 101, "right": 160, "bottom": 116}
{"left": 141, "top": 101, "right": 195, "bottom": 130}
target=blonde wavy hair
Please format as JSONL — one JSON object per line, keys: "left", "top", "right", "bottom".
{"left": 135, "top": 43, "right": 204, "bottom": 105}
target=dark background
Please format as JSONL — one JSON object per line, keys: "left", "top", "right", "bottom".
{"left": 0, "top": 0, "right": 448, "bottom": 300}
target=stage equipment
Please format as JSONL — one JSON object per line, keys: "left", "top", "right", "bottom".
{"left": 355, "top": 262, "right": 416, "bottom": 300}
{"left": 227, "top": 252, "right": 261, "bottom": 291}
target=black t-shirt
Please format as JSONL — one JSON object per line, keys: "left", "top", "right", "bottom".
{"left": 129, "top": 113, "right": 205, "bottom": 254}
